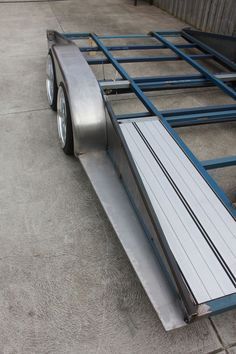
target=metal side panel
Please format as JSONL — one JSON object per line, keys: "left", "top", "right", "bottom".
{"left": 119, "top": 118, "right": 236, "bottom": 305}
{"left": 47, "top": 30, "right": 107, "bottom": 155}
{"left": 79, "top": 151, "right": 186, "bottom": 331}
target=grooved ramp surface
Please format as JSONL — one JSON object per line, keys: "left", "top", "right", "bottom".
{"left": 120, "top": 118, "right": 236, "bottom": 304}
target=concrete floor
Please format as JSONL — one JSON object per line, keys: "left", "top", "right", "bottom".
{"left": 0, "top": 0, "right": 235, "bottom": 353}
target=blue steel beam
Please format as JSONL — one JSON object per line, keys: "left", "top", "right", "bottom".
{"left": 134, "top": 73, "right": 208, "bottom": 83}
{"left": 80, "top": 43, "right": 196, "bottom": 52}
{"left": 151, "top": 32, "right": 236, "bottom": 100}
{"left": 99, "top": 32, "right": 181, "bottom": 39}
{"left": 207, "top": 293, "right": 236, "bottom": 315}
{"left": 87, "top": 53, "right": 212, "bottom": 65}
{"left": 117, "top": 112, "right": 151, "bottom": 120}
{"left": 63, "top": 33, "right": 150, "bottom": 39}
{"left": 201, "top": 156, "right": 236, "bottom": 170}
{"left": 99, "top": 34, "right": 150, "bottom": 39}
{"left": 142, "top": 31, "right": 181, "bottom": 37}
{"left": 171, "top": 117, "right": 236, "bottom": 127}
{"left": 161, "top": 104, "right": 236, "bottom": 117}
{"left": 63, "top": 32, "right": 90, "bottom": 39}
{"left": 115, "top": 105, "right": 236, "bottom": 121}
{"left": 138, "top": 78, "right": 211, "bottom": 90}
{"left": 167, "top": 109, "right": 236, "bottom": 124}
{"left": 133, "top": 73, "right": 236, "bottom": 84}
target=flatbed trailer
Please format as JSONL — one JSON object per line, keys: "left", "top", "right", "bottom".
{"left": 46, "top": 28, "right": 236, "bottom": 331}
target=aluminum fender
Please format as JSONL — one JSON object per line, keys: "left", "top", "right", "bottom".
{"left": 48, "top": 31, "right": 106, "bottom": 155}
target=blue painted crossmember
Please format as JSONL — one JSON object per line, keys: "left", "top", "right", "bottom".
{"left": 87, "top": 53, "right": 212, "bottom": 65}
{"left": 80, "top": 43, "right": 196, "bottom": 52}
{"left": 202, "top": 156, "right": 236, "bottom": 170}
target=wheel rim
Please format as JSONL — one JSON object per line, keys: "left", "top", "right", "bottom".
{"left": 46, "top": 55, "right": 54, "bottom": 106}
{"left": 57, "top": 86, "right": 67, "bottom": 148}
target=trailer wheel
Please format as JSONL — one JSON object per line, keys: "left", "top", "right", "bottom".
{"left": 46, "top": 52, "right": 57, "bottom": 111}
{"left": 57, "top": 83, "right": 74, "bottom": 155}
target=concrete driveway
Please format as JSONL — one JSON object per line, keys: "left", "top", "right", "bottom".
{"left": 0, "top": 0, "right": 235, "bottom": 353}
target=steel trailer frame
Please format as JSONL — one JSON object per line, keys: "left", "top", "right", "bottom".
{"left": 62, "top": 30, "right": 236, "bottom": 207}
{"left": 46, "top": 28, "right": 236, "bottom": 330}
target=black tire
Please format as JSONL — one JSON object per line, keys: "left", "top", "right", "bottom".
{"left": 46, "top": 51, "right": 58, "bottom": 111}
{"left": 57, "top": 83, "right": 74, "bottom": 155}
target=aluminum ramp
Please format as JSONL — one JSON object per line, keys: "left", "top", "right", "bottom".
{"left": 119, "top": 117, "right": 236, "bottom": 315}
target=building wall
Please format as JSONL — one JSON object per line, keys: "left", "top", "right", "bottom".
{"left": 152, "top": 0, "right": 236, "bottom": 35}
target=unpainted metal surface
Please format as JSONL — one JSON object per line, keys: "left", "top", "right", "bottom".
{"left": 47, "top": 30, "right": 107, "bottom": 155}
{"left": 120, "top": 118, "right": 236, "bottom": 304}
{"left": 79, "top": 150, "right": 186, "bottom": 331}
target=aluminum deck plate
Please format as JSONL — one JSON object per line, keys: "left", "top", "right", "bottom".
{"left": 120, "top": 117, "right": 236, "bottom": 304}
